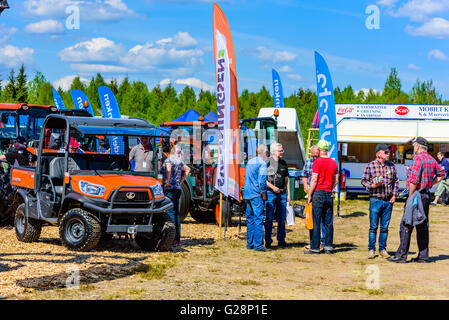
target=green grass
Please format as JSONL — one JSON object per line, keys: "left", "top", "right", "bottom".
{"left": 138, "top": 257, "right": 177, "bottom": 280}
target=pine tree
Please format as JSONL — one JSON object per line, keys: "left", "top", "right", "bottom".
{"left": 382, "top": 67, "right": 402, "bottom": 103}
{"left": 15, "top": 64, "right": 28, "bottom": 103}
{"left": 27, "top": 71, "right": 46, "bottom": 104}
{"left": 1, "top": 69, "right": 16, "bottom": 102}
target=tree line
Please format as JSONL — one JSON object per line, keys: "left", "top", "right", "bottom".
{"left": 0, "top": 65, "right": 446, "bottom": 141}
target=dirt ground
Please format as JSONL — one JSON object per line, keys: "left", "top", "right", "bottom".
{"left": 1, "top": 198, "right": 448, "bottom": 300}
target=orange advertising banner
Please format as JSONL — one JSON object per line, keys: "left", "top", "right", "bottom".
{"left": 213, "top": 3, "right": 240, "bottom": 202}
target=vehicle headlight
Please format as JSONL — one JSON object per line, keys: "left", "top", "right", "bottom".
{"left": 152, "top": 183, "right": 164, "bottom": 198}
{"left": 79, "top": 180, "right": 106, "bottom": 197}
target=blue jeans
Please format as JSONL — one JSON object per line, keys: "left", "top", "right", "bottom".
{"left": 265, "top": 191, "right": 287, "bottom": 246}
{"left": 311, "top": 190, "right": 334, "bottom": 252}
{"left": 245, "top": 196, "right": 265, "bottom": 251}
{"left": 368, "top": 197, "right": 393, "bottom": 251}
{"left": 166, "top": 188, "right": 182, "bottom": 242}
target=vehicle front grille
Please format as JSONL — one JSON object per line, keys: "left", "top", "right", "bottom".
{"left": 110, "top": 191, "right": 150, "bottom": 202}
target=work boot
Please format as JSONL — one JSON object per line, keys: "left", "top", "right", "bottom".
{"left": 368, "top": 249, "right": 376, "bottom": 259}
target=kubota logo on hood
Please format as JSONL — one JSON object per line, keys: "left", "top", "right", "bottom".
{"left": 395, "top": 106, "right": 409, "bottom": 116}
{"left": 337, "top": 107, "right": 354, "bottom": 115}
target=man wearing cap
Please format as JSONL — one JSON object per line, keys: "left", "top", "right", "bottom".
{"left": 304, "top": 139, "right": 339, "bottom": 254}
{"left": 361, "top": 143, "right": 399, "bottom": 259}
{"left": 0, "top": 136, "right": 36, "bottom": 167}
{"left": 389, "top": 137, "right": 445, "bottom": 263}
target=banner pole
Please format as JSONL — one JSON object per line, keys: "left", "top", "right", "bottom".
{"left": 219, "top": 193, "right": 223, "bottom": 239}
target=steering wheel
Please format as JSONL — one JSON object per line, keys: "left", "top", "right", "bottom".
{"left": 109, "top": 160, "right": 130, "bottom": 171}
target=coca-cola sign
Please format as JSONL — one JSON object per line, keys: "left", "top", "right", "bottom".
{"left": 336, "top": 107, "right": 354, "bottom": 115}
{"left": 395, "top": 106, "right": 409, "bottom": 116}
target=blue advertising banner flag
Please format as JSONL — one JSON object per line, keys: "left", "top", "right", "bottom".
{"left": 70, "top": 89, "right": 94, "bottom": 116}
{"left": 98, "top": 86, "right": 124, "bottom": 155}
{"left": 314, "top": 51, "right": 338, "bottom": 167}
{"left": 272, "top": 68, "right": 284, "bottom": 108}
{"left": 52, "top": 88, "right": 65, "bottom": 110}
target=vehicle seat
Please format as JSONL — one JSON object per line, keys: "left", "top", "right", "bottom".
{"left": 49, "top": 157, "right": 80, "bottom": 194}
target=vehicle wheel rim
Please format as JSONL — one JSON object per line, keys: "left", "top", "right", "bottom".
{"left": 65, "top": 218, "right": 86, "bottom": 244}
{"left": 16, "top": 212, "right": 25, "bottom": 235}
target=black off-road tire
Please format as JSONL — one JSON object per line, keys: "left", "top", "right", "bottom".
{"left": 190, "top": 208, "right": 216, "bottom": 223}
{"left": 59, "top": 208, "right": 101, "bottom": 251}
{"left": 135, "top": 211, "right": 175, "bottom": 251}
{"left": 15, "top": 203, "right": 42, "bottom": 243}
{"left": 215, "top": 199, "right": 233, "bottom": 227}
{"left": 179, "top": 182, "right": 191, "bottom": 222}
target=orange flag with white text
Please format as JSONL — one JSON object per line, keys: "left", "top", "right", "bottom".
{"left": 213, "top": 3, "right": 240, "bottom": 202}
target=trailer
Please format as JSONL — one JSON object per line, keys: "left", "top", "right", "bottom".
{"left": 336, "top": 104, "right": 449, "bottom": 196}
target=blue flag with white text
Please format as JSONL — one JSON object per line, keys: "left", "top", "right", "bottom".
{"left": 52, "top": 88, "right": 65, "bottom": 110}
{"left": 314, "top": 51, "right": 338, "bottom": 167}
{"left": 272, "top": 68, "right": 284, "bottom": 108}
{"left": 70, "top": 89, "right": 94, "bottom": 116}
{"left": 98, "top": 86, "right": 124, "bottom": 155}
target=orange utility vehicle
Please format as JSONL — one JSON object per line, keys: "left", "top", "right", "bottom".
{"left": 0, "top": 103, "right": 60, "bottom": 224}
{"left": 10, "top": 114, "right": 175, "bottom": 251}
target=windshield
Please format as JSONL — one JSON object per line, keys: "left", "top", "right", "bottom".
{"left": 240, "top": 119, "right": 278, "bottom": 164}
{"left": 18, "top": 108, "right": 53, "bottom": 141}
{"left": 0, "top": 111, "right": 17, "bottom": 139}
{"left": 43, "top": 129, "right": 159, "bottom": 175}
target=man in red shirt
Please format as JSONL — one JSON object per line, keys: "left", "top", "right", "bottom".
{"left": 305, "top": 140, "right": 339, "bottom": 254}
{"left": 389, "top": 137, "right": 445, "bottom": 263}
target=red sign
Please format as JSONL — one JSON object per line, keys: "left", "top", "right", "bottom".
{"left": 337, "top": 107, "right": 354, "bottom": 115}
{"left": 395, "top": 106, "right": 409, "bottom": 116}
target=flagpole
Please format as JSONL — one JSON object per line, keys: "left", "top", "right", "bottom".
{"left": 218, "top": 138, "right": 223, "bottom": 239}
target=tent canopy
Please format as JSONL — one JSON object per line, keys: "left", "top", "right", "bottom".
{"left": 171, "top": 109, "right": 201, "bottom": 122}
{"left": 204, "top": 111, "right": 218, "bottom": 122}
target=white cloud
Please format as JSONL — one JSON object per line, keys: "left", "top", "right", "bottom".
{"left": 0, "top": 45, "right": 34, "bottom": 69}
{"left": 376, "top": 0, "right": 399, "bottom": 7}
{"left": 173, "top": 32, "right": 198, "bottom": 48}
{"left": 174, "top": 78, "right": 214, "bottom": 91}
{"left": 24, "top": 19, "right": 64, "bottom": 34}
{"left": 277, "top": 66, "right": 294, "bottom": 73}
{"left": 159, "top": 79, "right": 172, "bottom": 86}
{"left": 59, "top": 32, "right": 203, "bottom": 78}
{"left": 392, "top": 0, "right": 449, "bottom": 22}
{"left": 287, "top": 74, "right": 303, "bottom": 81}
{"left": 408, "top": 63, "right": 421, "bottom": 70}
{"left": 254, "top": 46, "right": 297, "bottom": 63}
{"left": 59, "top": 38, "right": 126, "bottom": 62}
{"left": 406, "top": 17, "right": 449, "bottom": 38}
{"left": 0, "top": 25, "right": 18, "bottom": 44}
{"left": 23, "top": 0, "right": 137, "bottom": 22}
{"left": 70, "top": 63, "right": 130, "bottom": 73}
{"left": 356, "top": 88, "right": 381, "bottom": 96}
{"left": 52, "top": 75, "right": 89, "bottom": 91}
{"left": 428, "top": 49, "right": 449, "bottom": 61}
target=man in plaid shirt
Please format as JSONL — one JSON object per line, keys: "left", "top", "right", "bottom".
{"left": 389, "top": 137, "right": 445, "bottom": 263}
{"left": 361, "top": 143, "right": 399, "bottom": 259}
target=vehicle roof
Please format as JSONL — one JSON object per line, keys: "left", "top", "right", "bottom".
{"left": 45, "top": 114, "right": 155, "bottom": 129}
{"left": 0, "top": 103, "right": 55, "bottom": 110}
{"left": 162, "top": 121, "right": 217, "bottom": 126}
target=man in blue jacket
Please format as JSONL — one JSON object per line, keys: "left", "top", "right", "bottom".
{"left": 243, "top": 144, "right": 269, "bottom": 251}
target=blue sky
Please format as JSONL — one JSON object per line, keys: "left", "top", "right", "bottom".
{"left": 1, "top": 0, "right": 449, "bottom": 99}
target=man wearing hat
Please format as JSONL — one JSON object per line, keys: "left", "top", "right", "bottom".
{"left": 389, "top": 137, "right": 445, "bottom": 263}
{"left": 304, "top": 139, "right": 339, "bottom": 254}
{"left": 361, "top": 143, "right": 399, "bottom": 259}
{"left": 0, "top": 136, "right": 36, "bottom": 167}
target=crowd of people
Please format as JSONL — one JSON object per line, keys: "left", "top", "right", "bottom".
{"left": 1, "top": 132, "right": 448, "bottom": 259}
{"left": 243, "top": 136, "right": 447, "bottom": 263}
